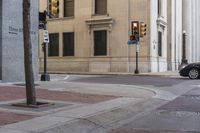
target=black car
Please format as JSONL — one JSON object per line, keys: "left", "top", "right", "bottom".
{"left": 179, "top": 62, "right": 200, "bottom": 79}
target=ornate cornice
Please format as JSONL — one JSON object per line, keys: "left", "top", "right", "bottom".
{"left": 86, "top": 17, "right": 114, "bottom": 33}
{"left": 157, "top": 17, "right": 167, "bottom": 29}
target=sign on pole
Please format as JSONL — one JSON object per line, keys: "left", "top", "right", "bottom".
{"left": 43, "top": 30, "right": 49, "bottom": 43}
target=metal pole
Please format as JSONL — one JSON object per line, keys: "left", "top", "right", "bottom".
{"left": 135, "top": 44, "right": 139, "bottom": 74}
{"left": 181, "top": 31, "right": 188, "bottom": 65}
{"left": 128, "top": 45, "right": 130, "bottom": 72}
{"left": 41, "top": 11, "right": 50, "bottom": 81}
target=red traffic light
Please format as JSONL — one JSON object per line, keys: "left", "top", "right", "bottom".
{"left": 133, "top": 22, "right": 138, "bottom": 28}
{"left": 131, "top": 21, "right": 140, "bottom": 41}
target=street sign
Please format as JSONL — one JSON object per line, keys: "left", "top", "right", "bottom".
{"left": 136, "top": 44, "right": 140, "bottom": 52}
{"left": 127, "top": 40, "right": 138, "bottom": 45}
{"left": 43, "top": 30, "right": 49, "bottom": 43}
{"left": 39, "top": 23, "right": 44, "bottom": 29}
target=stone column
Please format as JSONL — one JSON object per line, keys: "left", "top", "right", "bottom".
{"left": 195, "top": 0, "right": 199, "bottom": 62}
{"left": 196, "top": 0, "right": 200, "bottom": 61}
{"left": 191, "top": 0, "right": 197, "bottom": 62}
{"left": 182, "top": 0, "right": 192, "bottom": 63}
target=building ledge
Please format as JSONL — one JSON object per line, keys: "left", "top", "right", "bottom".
{"left": 157, "top": 17, "right": 167, "bottom": 29}
{"left": 86, "top": 17, "right": 114, "bottom": 32}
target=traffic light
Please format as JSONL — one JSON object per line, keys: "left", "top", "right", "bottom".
{"left": 49, "top": 0, "right": 59, "bottom": 17}
{"left": 140, "top": 22, "right": 147, "bottom": 37}
{"left": 39, "top": 11, "right": 47, "bottom": 29}
{"left": 39, "top": 11, "right": 46, "bottom": 23}
{"left": 131, "top": 21, "right": 140, "bottom": 41}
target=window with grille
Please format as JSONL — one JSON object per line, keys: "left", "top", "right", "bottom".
{"left": 63, "top": 32, "right": 74, "bottom": 56}
{"left": 158, "top": 0, "right": 162, "bottom": 16}
{"left": 95, "top": 0, "right": 107, "bottom": 15}
{"left": 64, "top": 0, "right": 74, "bottom": 17}
{"left": 48, "top": 33, "right": 59, "bottom": 57}
{"left": 158, "top": 31, "right": 162, "bottom": 56}
{"left": 94, "top": 30, "right": 107, "bottom": 56}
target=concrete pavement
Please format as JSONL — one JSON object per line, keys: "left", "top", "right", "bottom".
{"left": 0, "top": 71, "right": 198, "bottom": 133}
{"left": 0, "top": 74, "right": 156, "bottom": 133}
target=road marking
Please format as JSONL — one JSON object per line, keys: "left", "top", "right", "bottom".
{"left": 191, "top": 85, "right": 200, "bottom": 87}
{"left": 64, "top": 75, "right": 70, "bottom": 80}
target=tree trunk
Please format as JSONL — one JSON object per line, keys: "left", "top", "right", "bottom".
{"left": 23, "top": 0, "right": 36, "bottom": 105}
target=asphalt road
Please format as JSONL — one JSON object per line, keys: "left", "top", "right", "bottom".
{"left": 67, "top": 74, "right": 200, "bottom": 133}
{"left": 37, "top": 74, "right": 200, "bottom": 133}
{"left": 69, "top": 75, "right": 186, "bottom": 87}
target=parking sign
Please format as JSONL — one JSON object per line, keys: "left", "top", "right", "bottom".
{"left": 43, "top": 30, "right": 49, "bottom": 43}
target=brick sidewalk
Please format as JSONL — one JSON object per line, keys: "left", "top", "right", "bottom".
{"left": 0, "top": 111, "right": 36, "bottom": 126}
{"left": 0, "top": 85, "right": 118, "bottom": 103}
{"left": 0, "top": 85, "right": 119, "bottom": 126}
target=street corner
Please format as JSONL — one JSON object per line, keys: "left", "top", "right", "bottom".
{"left": 0, "top": 84, "right": 122, "bottom": 128}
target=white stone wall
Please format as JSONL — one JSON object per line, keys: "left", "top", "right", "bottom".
{"left": 1, "top": 0, "right": 38, "bottom": 82}
{"left": 175, "top": 0, "right": 183, "bottom": 69}
{"left": 183, "top": 0, "right": 200, "bottom": 63}
{"left": 149, "top": 0, "right": 168, "bottom": 72}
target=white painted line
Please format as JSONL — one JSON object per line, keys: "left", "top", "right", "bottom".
{"left": 64, "top": 75, "right": 70, "bottom": 80}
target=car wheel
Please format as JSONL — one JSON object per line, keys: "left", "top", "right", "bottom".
{"left": 188, "top": 68, "right": 199, "bottom": 79}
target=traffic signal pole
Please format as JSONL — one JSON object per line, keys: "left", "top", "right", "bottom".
{"left": 40, "top": 0, "right": 59, "bottom": 81}
{"left": 128, "top": 21, "right": 146, "bottom": 74}
{"left": 41, "top": 11, "right": 50, "bottom": 81}
{"left": 135, "top": 44, "right": 139, "bottom": 74}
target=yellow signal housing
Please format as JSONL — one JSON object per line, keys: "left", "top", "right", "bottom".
{"left": 140, "top": 22, "right": 147, "bottom": 37}
{"left": 51, "top": 0, "right": 59, "bottom": 17}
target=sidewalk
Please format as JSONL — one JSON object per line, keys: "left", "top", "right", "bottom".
{"left": 0, "top": 76, "right": 157, "bottom": 133}
{"left": 0, "top": 71, "right": 181, "bottom": 133}
{"left": 46, "top": 71, "right": 180, "bottom": 77}
{"left": 140, "top": 71, "right": 179, "bottom": 77}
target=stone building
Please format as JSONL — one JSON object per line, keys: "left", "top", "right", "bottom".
{"left": 0, "top": 0, "right": 38, "bottom": 82}
{"left": 167, "top": 0, "right": 183, "bottom": 70}
{"left": 167, "top": 0, "right": 200, "bottom": 70}
{"left": 182, "top": 0, "right": 200, "bottom": 63}
{"left": 39, "top": 0, "right": 200, "bottom": 74}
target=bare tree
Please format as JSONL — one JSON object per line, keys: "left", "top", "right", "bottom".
{"left": 23, "top": 0, "right": 36, "bottom": 105}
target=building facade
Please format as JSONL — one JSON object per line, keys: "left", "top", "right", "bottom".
{"left": 182, "top": 0, "right": 200, "bottom": 63}
{"left": 0, "top": 0, "right": 38, "bottom": 82}
{"left": 39, "top": 0, "right": 199, "bottom": 74}
{"left": 167, "top": 0, "right": 200, "bottom": 70}
{"left": 167, "top": 0, "right": 183, "bottom": 70}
